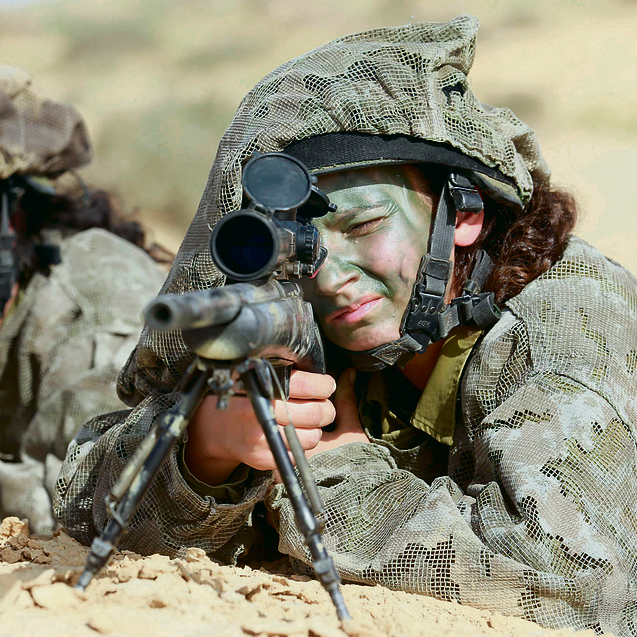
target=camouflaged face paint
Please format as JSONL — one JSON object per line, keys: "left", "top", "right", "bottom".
{"left": 302, "top": 165, "right": 434, "bottom": 352}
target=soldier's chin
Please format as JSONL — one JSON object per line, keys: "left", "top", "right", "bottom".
{"left": 334, "top": 325, "right": 400, "bottom": 352}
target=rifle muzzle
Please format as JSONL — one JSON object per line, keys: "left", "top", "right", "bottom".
{"left": 145, "top": 289, "right": 242, "bottom": 331}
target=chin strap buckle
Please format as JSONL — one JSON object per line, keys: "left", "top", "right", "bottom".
{"left": 448, "top": 172, "right": 484, "bottom": 213}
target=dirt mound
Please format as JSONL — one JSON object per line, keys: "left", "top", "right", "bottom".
{"left": 0, "top": 517, "right": 598, "bottom": 637}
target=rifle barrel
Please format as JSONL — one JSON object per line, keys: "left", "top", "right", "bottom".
{"left": 145, "top": 288, "right": 242, "bottom": 331}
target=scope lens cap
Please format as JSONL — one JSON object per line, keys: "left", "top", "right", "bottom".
{"left": 243, "top": 153, "right": 312, "bottom": 212}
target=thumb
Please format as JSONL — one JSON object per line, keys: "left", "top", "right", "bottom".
{"left": 334, "top": 367, "right": 359, "bottom": 430}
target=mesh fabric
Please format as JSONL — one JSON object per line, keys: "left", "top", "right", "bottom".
{"left": 56, "top": 237, "right": 637, "bottom": 635}
{"left": 0, "top": 66, "right": 91, "bottom": 179}
{"left": 118, "top": 15, "right": 549, "bottom": 403}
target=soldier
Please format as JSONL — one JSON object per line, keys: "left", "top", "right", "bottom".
{"left": 0, "top": 66, "right": 167, "bottom": 535}
{"left": 56, "top": 17, "right": 637, "bottom": 636}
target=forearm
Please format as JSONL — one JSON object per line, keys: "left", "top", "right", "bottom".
{"left": 54, "top": 391, "right": 273, "bottom": 561}
{"left": 267, "top": 383, "right": 636, "bottom": 637}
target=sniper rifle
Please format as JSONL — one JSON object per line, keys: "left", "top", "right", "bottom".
{"left": 75, "top": 152, "right": 351, "bottom": 621}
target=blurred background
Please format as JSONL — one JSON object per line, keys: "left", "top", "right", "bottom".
{"left": 0, "top": 0, "right": 635, "bottom": 273}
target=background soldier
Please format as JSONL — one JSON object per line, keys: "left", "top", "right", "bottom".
{"left": 0, "top": 65, "right": 168, "bottom": 535}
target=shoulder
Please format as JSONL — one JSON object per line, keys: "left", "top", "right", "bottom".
{"left": 36, "top": 228, "right": 167, "bottom": 333}
{"left": 59, "top": 228, "right": 165, "bottom": 282}
{"left": 507, "top": 236, "right": 636, "bottom": 316}
{"left": 501, "top": 236, "right": 637, "bottom": 420}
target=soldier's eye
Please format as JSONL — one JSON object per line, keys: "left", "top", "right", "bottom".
{"left": 349, "top": 218, "right": 383, "bottom": 236}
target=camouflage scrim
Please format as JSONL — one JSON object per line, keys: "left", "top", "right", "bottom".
{"left": 55, "top": 238, "right": 637, "bottom": 635}
{"left": 0, "top": 65, "right": 92, "bottom": 179}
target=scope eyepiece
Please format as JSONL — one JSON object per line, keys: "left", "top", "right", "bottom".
{"left": 210, "top": 210, "right": 285, "bottom": 281}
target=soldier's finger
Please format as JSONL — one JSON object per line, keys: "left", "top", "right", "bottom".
{"left": 277, "top": 424, "right": 323, "bottom": 451}
{"left": 273, "top": 398, "right": 335, "bottom": 428}
{"left": 289, "top": 370, "right": 336, "bottom": 399}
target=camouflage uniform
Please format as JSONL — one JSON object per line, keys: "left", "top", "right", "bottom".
{"left": 1, "top": 228, "right": 165, "bottom": 535}
{"left": 54, "top": 18, "right": 637, "bottom": 636}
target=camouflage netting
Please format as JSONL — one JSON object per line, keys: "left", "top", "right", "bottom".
{"left": 54, "top": 16, "right": 637, "bottom": 637}
{"left": 117, "top": 15, "right": 549, "bottom": 402}
{"left": 0, "top": 65, "right": 92, "bottom": 179}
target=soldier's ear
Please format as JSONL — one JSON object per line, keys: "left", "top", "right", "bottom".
{"left": 454, "top": 210, "right": 484, "bottom": 247}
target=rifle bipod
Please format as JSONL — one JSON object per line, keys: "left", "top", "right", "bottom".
{"left": 75, "top": 358, "right": 351, "bottom": 622}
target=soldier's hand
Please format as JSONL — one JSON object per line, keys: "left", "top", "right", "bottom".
{"left": 184, "top": 369, "right": 336, "bottom": 486}
{"left": 305, "top": 367, "right": 369, "bottom": 459}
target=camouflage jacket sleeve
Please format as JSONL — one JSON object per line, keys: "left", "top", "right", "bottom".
{"left": 53, "top": 390, "right": 273, "bottom": 562}
{"left": 267, "top": 369, "right": 636, "bottom": 636}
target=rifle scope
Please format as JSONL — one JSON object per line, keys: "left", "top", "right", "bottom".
{"left": 210, "top": 153, "right": 333, "bottom": 282}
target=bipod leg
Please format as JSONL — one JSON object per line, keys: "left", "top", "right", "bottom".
{"left": 76, "top": 362, "right": 211, "bottom": 590}
{"left": 241, "top": 360, "right": 351, "bottom": 621}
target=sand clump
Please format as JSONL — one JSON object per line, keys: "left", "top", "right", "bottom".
{"left": 0, "top": 516, "right": 598, "bottom": 637}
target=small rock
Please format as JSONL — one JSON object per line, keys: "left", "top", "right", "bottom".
{"left": 138, "top": 565, "right": 158, "bottom": 580}
{"left": 272, "top": 576, "right": 289, "bottom": 585}
{"left": 21, "top": 547, "right": 44, "bottom": 561}
{"left": 107, "top": 560, "right": 141, "bottom": 583}
{"left": 0, "top": 546, "right": 22, "bottom": 564}
{"left": 87, "top": 610, "right": 112, "bottom": 634}
{"left": 20, "top": 568, "right": 56, "bottom": 590}
{"left": 0, "top": 517, "right": 29, "bottom": 543}
{"left": 31, "top": 582, "right": 79, "bottom": 609}
{"left": 195, "top": 571, "right": 224, "bottom": 593}
{"left": 7, "top": 534, "right": 29, "bottom": 549}
{"left": 237, "top": 583, "right": 263, "bottom": 600}
{"left": 487, "top": 612, "right": 510, "bottom": 631}
{"left": 149, "top": 597, "right": 167, "bottom": 608}
{"left": 14, "top": 588, "right": 34, "bottom": 609}
{"left": 186, "top": 547, "right": 207, "bottom": 562}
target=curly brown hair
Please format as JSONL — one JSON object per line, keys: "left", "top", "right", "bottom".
{"left": 14, "top": 182, "right": 173, "bottom": 285}
{"left": 454, "top": 178, "right": 578, "bottom": 304}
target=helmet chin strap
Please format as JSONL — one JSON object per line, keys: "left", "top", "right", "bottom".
{"left": 345, "top": 171, "right": 501, "bottom": 372}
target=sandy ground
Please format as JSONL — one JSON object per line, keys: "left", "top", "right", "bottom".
{"left": 0, "top": 517, "right": 598, "bottom": 637}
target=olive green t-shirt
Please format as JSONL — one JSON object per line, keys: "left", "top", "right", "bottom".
{"left": 360, "top": 326, "right": 482, "bottom": 448}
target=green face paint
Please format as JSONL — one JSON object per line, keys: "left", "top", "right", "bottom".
{"left": 301, "top": 165, "right": 433, "bottom": 352}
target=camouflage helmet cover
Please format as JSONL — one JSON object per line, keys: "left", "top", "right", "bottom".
{"left": 120, "top": 14, "right": 552, "bottom": 396}
{"left": 0, "top": 65, "right": 92, "bottom": 180}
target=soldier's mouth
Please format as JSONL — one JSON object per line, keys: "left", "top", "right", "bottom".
{"left": 326, "top": 297, "right": 383, "bottom": 325}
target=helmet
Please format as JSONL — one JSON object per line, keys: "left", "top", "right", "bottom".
{"left": 0, "top": 65, "right": 91, "bottom": 180}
